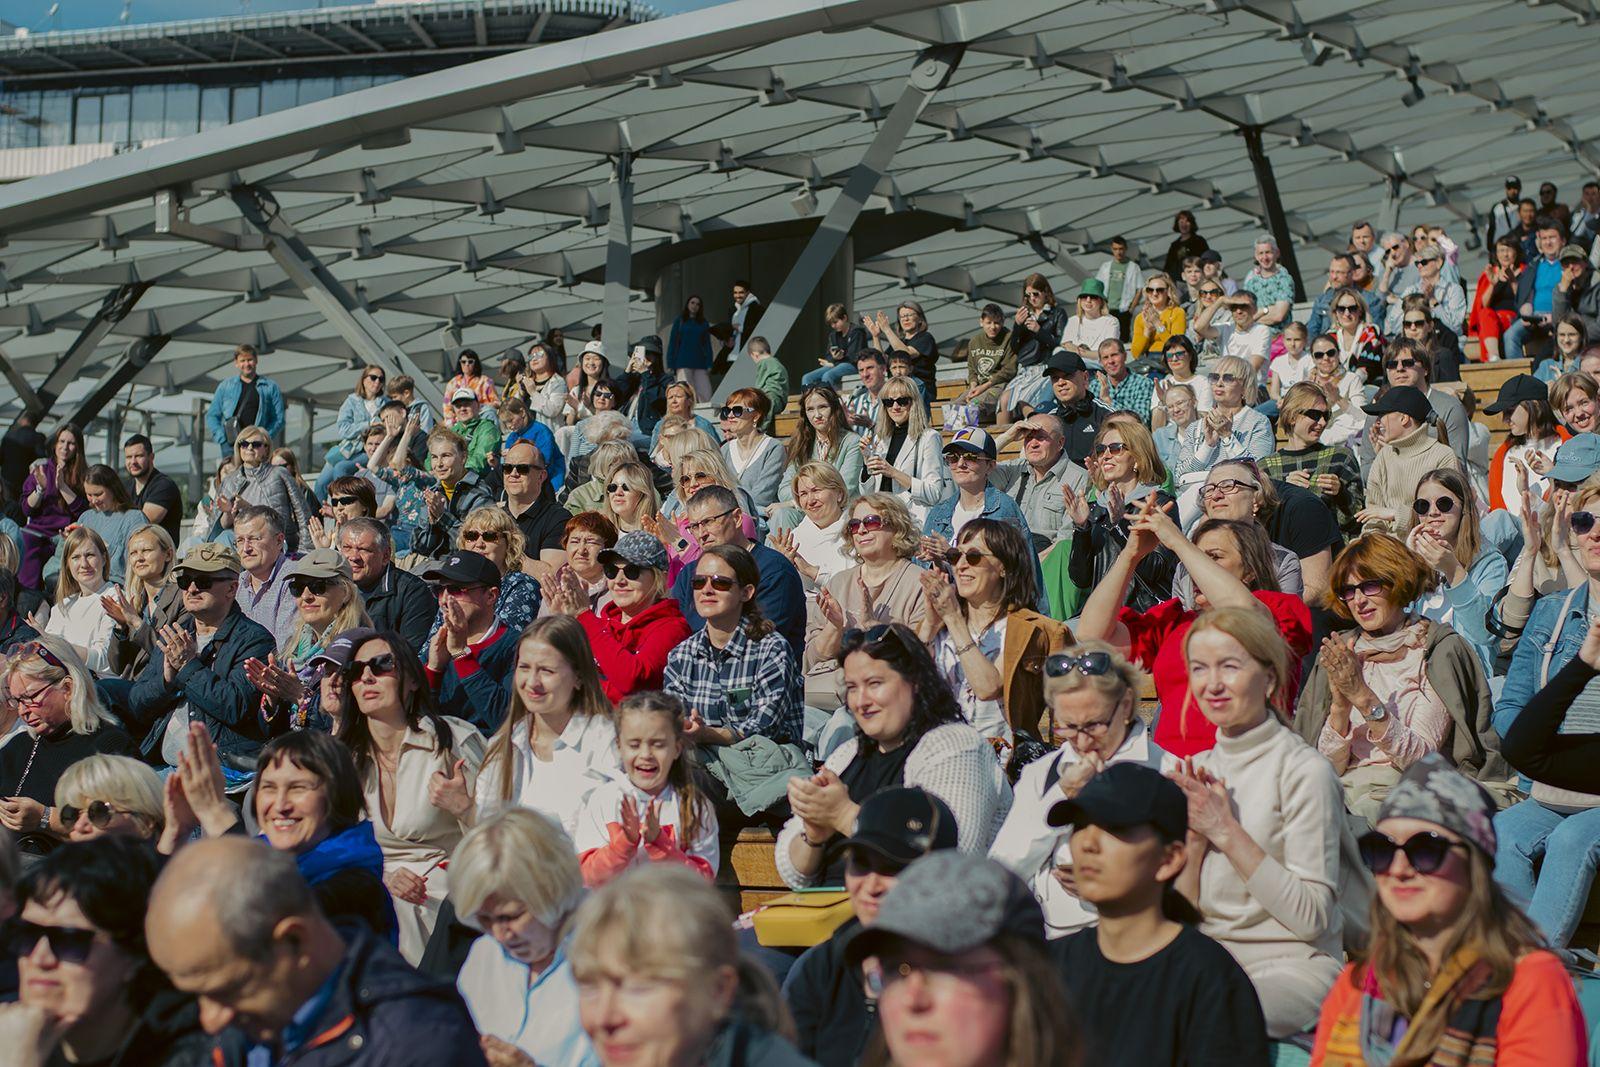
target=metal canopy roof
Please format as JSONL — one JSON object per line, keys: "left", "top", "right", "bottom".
{"left": 0, "top": 0, "right": 1596, "bottom": 457}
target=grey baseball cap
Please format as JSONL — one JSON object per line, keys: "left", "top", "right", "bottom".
{"left": 844, "top": 853, "right": 1044, "bottom": 965}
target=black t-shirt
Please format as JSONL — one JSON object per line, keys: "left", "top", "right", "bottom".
{"left": 127, "top": 470, "right": 184, "bottom": 545}
{"left": 1265, "top": 480, "right": 1342, "bottom": 560}
{"left": 0, "top": 723, "right": 140, "bottom": 805}
{"left": 235, "top": 377, "right": 261, "bottom": 432}
{"left": 1051, "top": 924, "right": 1270, "bottom": 1067}
{"left": 509, "top": 490, "right": 568, "bottom": 557}
{"left": 898, "top": 330, "right": 939, "bottom": 390}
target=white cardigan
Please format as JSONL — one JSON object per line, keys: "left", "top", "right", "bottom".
{"left": 866, "top": 428, "right": 948, "bottom": 527}
{"left": 775, "top": 721, "right": 1012, "bottom": 888}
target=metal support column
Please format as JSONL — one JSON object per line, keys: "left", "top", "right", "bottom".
{"left": 602, "top": 152, "right": 634, "bottom": 373}
{"left": 103, "top": 405, "right": 121, "bottom": 465}
{"left": 0, "top": 342, "right": 43, "bottom": 417}
{"left": 189, "top": 397, "right": 206, "bottom": 506}
{"left": 713, "top": 44, "right": 964, "bottom": 403}
{"left": 67, "top": 336, "right": 171, "bottom": 429}
{"left": 36, "top": 282, "right": 153, "bottom": 417}
{"left": 230, "top": 186, "right": 445, "bottom": 412}
{"left": 300, "top": 400, "right": 316, "bottom": 471}
{"left": 1379, "top": 176, "right": 1405, "bottom": 235}
{"left": 1240, "top": 126, "right": 1306, "bottom": 303}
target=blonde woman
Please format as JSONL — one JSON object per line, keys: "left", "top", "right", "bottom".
{"left": 862, "top": 374, "right": 947, "bottom": 526}
{"left": 766, "top": 461, "right": 850, "bottom": 589}
{"left": 216, "top": 427, "right": 314, "bottom": 551}
{"left": 563, "top": 439, "right": 638, "bottom": 517}
{"left": 103, "top": 523, "right": 182, "bottom": 680}
{"left": 54, "top": 752, "right": 164, "bottom": 842}
{"left": 660, "top": 446, "right": 760, "bottom": 563}
{"left": 1195, "top": 354, "right": 1275, "bottom": 464}
{"left": 44, "top": 526, "right": 120, "bottom": 675}
{"left": 1130, "top": 271, "right": 1187, "bottom": 359}
{"left": 599, "top": 460, "right": 662, "bottom": 535}
{"left": 1063, "top": 417, "right": 1175, "bottom": 613}
{"left": 254, "top": 549, "right": 371, "bottom": 731}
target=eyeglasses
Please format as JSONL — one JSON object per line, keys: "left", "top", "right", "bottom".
{"left": 1403, "top": 318, "right": 1429, "bottom": 328}
{"left": 346, "top": 652, "right": 399, "bottom": 679}
{"left": 602, "top": 561, "right": 647, "bottom": 581}
{"left": 1386, "top": 359, "right": 1421, "bottom": 371}
{"left": 1144, "top": 286, "right": 1168, "bottom": 294}
{"left": 1333, "top": 303, "right": 1361, "bottom": 314}
{"left": 288, "top": 576, "right": 333, "bottom": 597}
{"left": 942, "top": 548, "right": 994, "bottom": 567}
{"left": 593, "top": 390, "right": 616, "bottom": 401}
{"left": 1, "top": 918, "right": 99, "bottom": 965}
{"left": 1358, "top": 830, "right": 1468, "bottom": 875}
{"left": 846, "top": 514, "right": 885, "bottom": 535}
{"left": 686, "top": 509, "right": 735, "bottom": 535}
{"left": 1207, "top": 372, "right": 1241, "bottom": 384}
{"left": 1092, "top": 442, "right": 1129, "bottom": 456}
{"left": 1414, "top": 256, "right": 1439, "bottom": 266}
{"left": 882, "top": 395, "right": 914, "bottom": 409}
{"left": 605, "top": 482, "right": 637, "bottom": 495}
{"left": 364, "top": 373, "right": 385, "bottom": 382}
{"left": 1163, "top": 349, "right": 1189, "bottom": 360}
{"left": 840, "top": 624, "right": 918, "bottom": 658}
{"left": 1413, "top": 496, "right": 1456, "bottom": 516}
{"left": 175, "top": 572, "right": 225, "bottom": 591}
{"left": 1043, "top": 651, "right": 1114, "bottom": 678}
{"left": 1198, "top": 287, "right": 1223, "bottom": 297}
{"left": 503, "top": 463, "right": 544, "bottom": 476}
{"left": 1336, "top": 578, "right": 1387, "bottom": 601}
{"left": 718, "top": 405, "right": 752, "bottom": 420}
{"left": 1200, "top": 479, "right": 1259, "bottom": 498}
{"left": 690, "top": 574, "right": 737, "bottom": 592}
{"left": 461, "top": 530, "right": 501, "bottom": 544}
{"left": 1572, "top": 511, "right": 1600, "bottom": 536}
{"left": 60, "top": 800, "right": 131, "bottom": 830}
{"left": 1302, "top": 409, "right": 1330, "bottom": 423}
{"left": 329, "top": 495, "right": 358, "bottom": 508}
{"left": 238, "top": 440, "right": 267, "bottom": 451}
{"left": 1052, "top": 714, "right": 1118, "bottom": 741}
{"left": 871, "top": 958, "right": 1005, "bottom": 998}
{"left": 8, "top": 677, "right": 61, "bottom": 710}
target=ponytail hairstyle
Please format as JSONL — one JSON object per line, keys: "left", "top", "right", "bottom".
{"left": 698, "top": 544, "right": 774, "bottom": 640}
{"left": 613, "top": 691, "right": 711, "bottom": 860}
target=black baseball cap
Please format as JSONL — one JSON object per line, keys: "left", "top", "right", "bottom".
{"left": 1046, "top": 348, "right": 1088, "bottom": 376}
{"left": 1047, "top": 762, "right": 1188, "bottom": 841}
{"left": 1505, "top": 176, "right": 1521, "bottom": 188}
{"left": 841, "top": 788, "right": 959, "bottom": 865}
{"left": 421, "top": 550, "right": 502, "bottom": 588}
{"left": 1198, "top": 248, "right": 1223, "bottom": 264}
{"left": 1483, "top": 373, "right": 1549, "bottom": 415}
{"left": 1362, "top": 385, "right": 1432, "bottom": 424}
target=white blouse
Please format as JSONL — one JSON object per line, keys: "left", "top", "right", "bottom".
{"left": 790, "top": 514, "right": 852, "bottom": 590}
{"left": 474, "top": 711, "right": 620, "bottom": 841}
{"left": 45, "top": 584, "right": 120, "bottom": 676}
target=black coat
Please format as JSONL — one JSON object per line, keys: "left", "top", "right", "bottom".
{"left": 620, "top": 369, "right": 673, "bottom": 435}
{"left": 782, "top": 918, "right": 877, "bottom": 1067}
{"left": 211, "top": 930, "right": 487, "bottom": 1067}
{"left": 51, "top": 989, "right": 212, "bottom": 1067}
{"left": 359, "top": 564, "right": 436, "bottom": 656}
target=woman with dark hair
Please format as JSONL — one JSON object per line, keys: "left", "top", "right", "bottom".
{"left": 1261, "top": 381, "right": 1365, "bottom": 537}
{"left": 1008, "top": 273, "right": 1070, "bottom": 370}
{"left": 20, "top": 424, "right": 87, "bottom": 591}
{"left": 1468, "top": 236, "right": 1524, "bottom": 361}
{"left": 316, "top": 364, "right": 389, "bottom": 498}
{"left": 1162, "top": 209, "right": 1209, "bottom": 278}
{"left": 2, "top": 837, "right": 208, "bottom": 1067}
{"left": 776, "top": 622, "right": 1011, "bottom": 888}
{"left": 719, "top": 387, "right": 786, "bottom": 514}
{"left": 1150, "top": 334, "right": 1211, "bottom": 432}
{"left": 1311, "top": 756, "right": 1585, "bottom": 1066}
{"left": 444, "top": 349, "right": 499, "bottom": 426}
{"left": 497, "top": 351, "right": 527, "bottom": 403}
{"left": 336, "top": 630, "right": 485, "bottom": 965}
{"left": 76, "top": 465, "right": 144, "bottom": 586}
{"left": 667, "top": 293, "right": 714, "bottom": 401}
{"left": 921, "top": 518, "right": 1068, "bottom": 751}
{"left": 565, "top": 343, "right": 615, "bottom": 429}
{"left": 518, "top": 341, "right": 570, "bottom": 432}
{"left": 1537, "top": 312, "right": 1589, "bottom": 385}
{"left": 865, "top": 301, "right": 940, "bottom": 401}
{"left": 619, "top": 335, "right": 674, "bottom": 439}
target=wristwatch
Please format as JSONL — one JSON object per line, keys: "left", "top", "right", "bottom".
{"left": 1364, "top": 704, "right": 1388, "bottom": 723}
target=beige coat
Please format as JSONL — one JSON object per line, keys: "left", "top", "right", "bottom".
{"left": 802, "top": 559, "right": 929, "bottom": 711}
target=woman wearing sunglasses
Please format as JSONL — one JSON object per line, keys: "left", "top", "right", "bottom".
{"left": 53, "top": 754, "right": 162, "bottom": 842}
{"left": 1383, "top": 241, "right": 1466, "bottom": 338}
{"left": 657, "top": 446, "right": 760, "bottom": 564}
{"left": 264, "top": 549, "right": 370, "bottom": 731}
{"left": 1400, "top": 470, "right": 1506, "bottom": 673}
{"left": 1301, "top": 336, "right": 1368, "bottom": 448}
{"left": 1149, "top": 334, "right": 1211, "bottom": 430}
{"left": 213, "top": 426, "right": 314, "bottom": 552}
{"left": 770, "top": 462, "right": 853, "bottom": 589}
{"left": 777, "top": 622, "right": 1010, "bottom": 890}
{"left": 803, "top": 494, "right": 929, "bottom": 720}
{"left": 445, "top": 348, "right": 500, "bottom": 427}
{"left": 718, "top": 387, "right": 786, "bottom": 518}
{"left": 772, "top": 386, "right": 864, "bottom": 530}
{"left": 1293, "top": 535, "right": 1507, "bottom": 828}
{"left": 1168, "top": 607, "right": 1347, "bottom": 1039}
{"left": 1130, "top": 271, "right": 1187, "bottom": 361}
{"left": 920, "top": 518, "right": 1067, "bottom": 755}
{"left": 989, "top": 640, "right": 1169, "bottom": 936}
{"left": 1061, "top": 417, "right": 1174, "bottom": 614}
{"left": 1310, "top": 755, "right": 1586, "bottom": 1067}
{"left": 4, "top": 837, "right": 209, "bottom": 1067}
{"left": 315, "top": 364, "right": 389, "bottom": 499}
{"left": 1192, "top": 355, "right": 1275, "bottom": 469}
{"left": 1324, "top": 285, "right": 1384, "bottom": 371}
{"left": 336, "top": 630, "right": 485, "bottom": 965}
{"left": 598, "top": 460, "right": 662, "bottom": 538}
{"left": 428, "top": 506, "right": 540, "bottom": 638}
{"left": 1261, "top": 381, "right": 1366, "bottom": 537}
{"left": 862, "top": 375, "right": 947, "bottom": 527}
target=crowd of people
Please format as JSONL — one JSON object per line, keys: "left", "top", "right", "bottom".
{"left": 0, "top": 189, "right": 1595, "bottom": 1066}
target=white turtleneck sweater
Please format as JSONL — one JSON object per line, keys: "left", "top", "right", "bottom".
{"left": 1193, "top": 714, "right": 1344, "bottom": 961}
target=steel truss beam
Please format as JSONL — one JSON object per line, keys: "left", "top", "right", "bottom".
{"left": 35, "top": 282, "right": 152, "bottom": 418}
{"left": 68, "top": 336, "right": 172, "bottom": 429}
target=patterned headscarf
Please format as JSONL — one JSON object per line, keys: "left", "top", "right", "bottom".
{"left": 1375, "top": 753, "right": 1497, "bottom": 857}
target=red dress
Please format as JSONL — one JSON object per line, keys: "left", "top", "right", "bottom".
{"left": 1123, "top": 591, "right": 1313, "bottom": 758}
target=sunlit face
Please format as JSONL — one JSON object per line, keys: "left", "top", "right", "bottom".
{"left": 1538, "top": 228, "right": 1563, "bottom": 258}
{"left": 1020, "top": 422, "right": 1063, "bottom": 466}
{"left": 1049, "top": 685, "right": 1131, "bottom": 760}
{"left": 1311, "top": 343, "right": 1342, "bottom": 377}
{"left": 1327, "top": 259, "right": 1350, "bottom": 288}
{"left": 1192, "top": 528, "right": 1249, "bottom": 610}
{"left": 18, "top": 894, "right": 137, "bottom": 1032}
{"left": 684, "top": 501, "right": 740, "bottom": 551}
{"left": 607, "top": 476, "right": 646, "bottom": 523}
{"left": 233, "top": 517, "right": 282, "bottom": 574}
{"left": 606, "top": 562, "right": 660, "bottom": 616}
{"left": 1575, "top": 496, "right": 1600, "bottom": 572}
{"left": 123, "top": 443, "right": 151, "bottom": 478}
{"left": 1100, "top": 346, "right": 1127, "bottom": 379}
{"left": 843, "top": 649, "right": 914, "bottom": 747}
{"left": 1164, "top": 389, "right": 1195, "bottom": 424}
{"left": 515, "top": 637, "right": 580, "bottom": 719}
{"left": 1185, "top": 627, "right": 1274, "bottom": 735}
{"left": 795, "top": 476, "right": 844, "bottom": 526}
{"left": 943, "top": 450, "right": 992, "bottom": 494}
{"left": 981, "top": 315, "right": 1004, "bottom": 341}
{"left": 1079, "top": 295, "right": 1106, "bottom": 319}
{"left": 1339, "top": 571, "right": 1405, "bottom": 635}
{"left": 236, "top": 434, "right": 270, "bottom": 467}
{"left": 126, "top": 533, "right": 171, "bottom": 584}
{"left": 881, "top": 389, "right": 916, "bottom": 426}
{"left": 1095, "top": 429, "right": 1134, "bottom": 484}
{"left": 294, "top": 576, "right": 346, "bottom": 629}
{"left": 1181, "top": 262, "right": 1202, "bottom": 287}
{"left": 951, "top": 530, "right": 1003, "bottom": 604}
{"left": 475, "top": 893, "right": 562, "bottom": 968}
{"left": 1293, "top": 402, "right": 1327, "bottom": 445}
{"left": 1209, "top": 367, "right": 1245, "bottom": 407}
{"left": 254, "top": 756, "right": 331, "bottom": 854}
{"left": 175, "top": 570, "right": 237, "bottom": 618}
{"left": 460, "top": 522, "right": 509, "bottom": 571}
{"left": 719, "top": 401, "right": 757, "bottom": 436}
{"left": 63, "top": 796, "right": 147, "bottom": 842}
{"left": 1254, "top": 243, "right": 1277, "bottom": 270}
{"left": 876, "top": 942, "right": 1011, "bottom": 1067}
{"left": 849, "top": 502, "right": 893, "bottom": 561}
{"left": 350, "top": 638, "right": 407, "bottom": 719}
{"left": 582, "top": 352, "right": 605, "bottom": 377}
{"left": 1229, "top": 301, "right": 1255, "bottom": 327}
{"left": 1558, "top": 322, "right": 1583, "bottom": 357}
{"left": 67, "top": 541, "right": 107, "bottom": 592}
{"left": 1201, "top": 464, "right": 1260, "bottom": 521}
{"left": 1351, "top": 225, "right": 1374, "bottom": 251}
{"left": 7, "top": 670, "right": 70, "bottom": 735}
{"left": 1563, "top": 388, "right": 1598, "bottom": 433}
{"left": 429, "top": 442, "right": 466, "bottom": 484}
{"left": 1414, "top": 481, "right": 1463, "bottom": 542}
{"left": 666, "top": 386, "right": 694, "bottom": 418}
{"left": 592, "top": 387, "right": 618, "bottom": 411}
{"left": 234, "top": 351, "right": 257, "bottom": 380}
{"left": 1372, "top": 816, "right": 1473, "bottom": 934}
{"left": 858, "top": 360, "right": 886, "bottom": 390}
{"left": 54, "top": 432, "right": 78, "bottom": 467}
{"left": 619, "top": 710, "right": 681, "bottom": 795}
{"left": 805, "top": 394, "right": 833, "bottom": 433}
{"left": 1281, "top": 331, "right": 1306, "bottom": 359}
{"left": 691, "top": 554, "right": 749, "bottom": 625}
{"left": 578, "top": 961, "right": 730, "bottom": 1067}
{"left": 564, "top": 531, "right": 609, "bottom": 581}
{"left": 1495, "top": 243, "right": 1518, "bottom": 271}
{"left": 676, "top": 468, "right": 716, "bottom": 506}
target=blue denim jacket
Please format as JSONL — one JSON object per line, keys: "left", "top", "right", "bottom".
{"left": 205, "top": 374, "right": 285, "bottom": 447}
{"left": 923, "top": 485, "right": 1048, "bottom": 612}
{"left": 1493, "top": 583, "right": 1588, "bottom": 737}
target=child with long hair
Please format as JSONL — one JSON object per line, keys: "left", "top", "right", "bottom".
{"left": 573, "top": 690, "right": 718, "bottom": 887}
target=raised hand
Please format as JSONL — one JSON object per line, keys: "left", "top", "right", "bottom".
{"left": 620, "top": 795, "right": 643, "bottom": 845}
{"left": 1061, "top": 482, "right": 1090, "bottom": 527}
{"left": 1056, "top": 751, "right": 1105, "bottom": 797}
{"left": 99, "top": 589, "right": 135, "bottom": 629}
{"left": 769, "top": 528, "right": 799, "bottom": 563}
{"left": 816, "top": 587, "right": 847, "bottom": 631}
{"left": 1521, "top": 495, "right": 1544, "bottom": 559}
{"left": 1580, "top": 617, "right": 1600, "bottom": 671}
{"left": 1528, "top": 450, "right": 1553, "bottom": 476}
{"left": 177, "top": 723, "right": 232, "bottom": 833}
{"left": 642, "top": 800, "right": 662, "bottom": 845}
{"left": 918, "top": 566, "right": 962, "bottom": 622}
{"left": 1100, "top": 482, "right": 1126, "bottom": 524}
{"left": 428, "top": 758, "right": 472, "bottom": 818}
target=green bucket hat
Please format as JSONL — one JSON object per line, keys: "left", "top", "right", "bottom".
{"left": 1078, "top": 278, "right": 1107, "bottom": 301}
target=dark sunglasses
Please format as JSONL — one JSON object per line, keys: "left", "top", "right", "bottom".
{"left": 502, "top": 463, "right": 543, "bottom": 476}
{"left": 1198, "top": 287, "right": 1223, "bottom": 296}
{"left": 691, "top": 574, "right": 737, "bottom": 592}
{"left": 1144, "top": 285, "right": 1168, "bottom": 294}
{"left": 602, "top": 561, "right": 647, "bottom": 581}
{"left": 1572, "top": 511, "right": 1600, "bottom": 536}
{"left": 1413, "top": 496, "right": 1456, "bottom": 516}
{"left": 175, "top": 572, "right": 224, "bottom": 591}
{"left": 1386, "top": 359, "right": 1421, "bottom": 371}
{"left": 942, "top": 548, "right": 993, "bottom": 567}
{"left": 2, "top": 918, "right": 98, "bottom": 965}
{"left": 345, "top": 652, "right": 400, "bottom": 679}
{"left": 846, "top": 515, "right": 885, "bottom": 535}
{"left": 1336, "top": 579, "right": 1387, "bottom": 601}
{"left": 1207, "top": 372, "right": 1241, "bottom": 384}
{"left": 1092, "top": 441, "right": 1129, "bottom": 456}
{"left": 1044, "top": 651, "right": 1114, "bottom": 678}
{"left": 1302, "top": 409, "right": 1330, "bottom": 423}
{"left": 718, "top": 405, "right": 752, "bottom": 419}
{"left": 60, "top": 800, "right": 128, "bottom": 830}
{"left": 288, "top": 577, "right": 333, "bottom": 597}
{"left": 1333, "top": 303, "right": 1361, "bottom": 314}
{"left": 1403, "top": 318, "right": 1430, "bottom": 328}
{"left": 841, "top": 624, "right": 914, "bottom": 656}
{"left": 605, "top": 482, "right": 637, "bottom": 495}
{"left": 329, "top": 495, "right": 358, "bottom": 508}
{"left": 238, "top": 440, "right": 267, "bottom": 450}
{"left": 1312, "top": 348, "right": 1340, "bottom": 359}
{"left": 1358, "top": 830, "right": 1468, "bottom": 875}
{"left": 882, "top": 395, "right": 915, "bottom": 409}
{"left": 845, "top": 847, "right": 908, "bottom": 880}
{"left": 1414, "top": 256, "right": 1440, "bottom": 266}
{"left": 461, "top": 529, "right": 501, "bottom": 544}
{"left": 364, "top": 373, "right": 386, "bottom": 382}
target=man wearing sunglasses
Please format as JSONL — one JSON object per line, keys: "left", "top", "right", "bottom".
{"left": 1192, "top": 290, "right": 1270, "bottom": 374}
{"left": 990, "top": 414, "right": 1089, "bottom": 552}
{"left": 125, "top": 542, "right": 279, "bottom": 775}
{"left": 670, "top": 485, "right": 804, "bottom": 657}
{"left": 421, "top": 550, "right": 515, "bottom": 733}
{"left": 500, "top": 440, "right": 568, "bottom": 570}
{"left": 783, "top": 787, "right": 958, "bottom": 1067}
{"left": 1028, "top": 349, "right": 1109, "bottom": 466}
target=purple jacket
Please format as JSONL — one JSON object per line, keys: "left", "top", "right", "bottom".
{"left": 21, "top": 461, "right": 87, "bottom": 536}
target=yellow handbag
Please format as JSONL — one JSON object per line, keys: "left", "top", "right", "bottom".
{"left": 750, "top": 889, "right": 853, "bottom": 948}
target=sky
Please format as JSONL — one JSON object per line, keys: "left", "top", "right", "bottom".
{"left": 7, "top": 0, "right": 711, "bottom": 32}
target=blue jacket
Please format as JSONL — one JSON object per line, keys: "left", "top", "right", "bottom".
{"left": 1494, "top": 583, "right": 1587, "bottom": 738}
{"left": 432, "top": 622, "right": 519, "bottom": 734}
{"left": 672, "top": 542, "right": 805, "bottom": 659}
{"left": 125, "top": 603, "right": 281, "bottom": 763}
{"left": 206, "top": 375, "right": 285, "bottom": 448}
{"left": 667, "top": 316, "right": 715, "bottom": 371}
{"left": 334, "top": 393, "right": 380, "bottom": 451}
{"left": 923, "top": 486, "right": 1048, "bottom": 611}
{"left": 504, "top": 421, "right": 567, "bottom": 492}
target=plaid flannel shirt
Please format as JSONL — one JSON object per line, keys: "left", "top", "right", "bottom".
{"left": 663, "top": 624, "right": 802, "bottom": 743}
